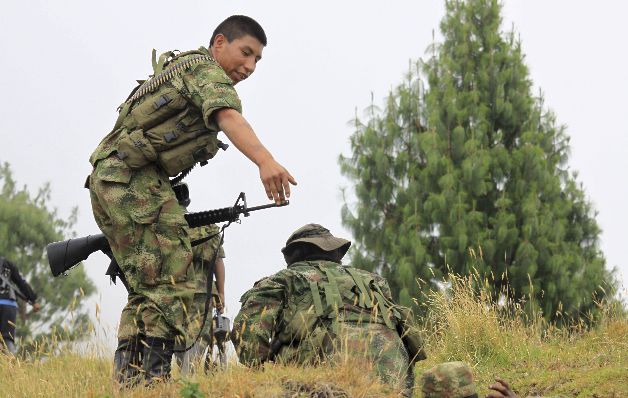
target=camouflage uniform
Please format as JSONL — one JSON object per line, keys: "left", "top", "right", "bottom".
{"left": 175, "top": 224, "right": 225, "bottom": 374}
{"left": 421, "top": 362, "right": 477, "bottom": 398}
{"left": 232, "top": 224, "right": 420, "bottom": 396}
{"left": 88, "top": 47, "right": 241, "bottom": 381}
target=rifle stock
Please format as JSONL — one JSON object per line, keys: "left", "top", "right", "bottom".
{"left": 47, "top": 234, "right": 109, "bottom": 277}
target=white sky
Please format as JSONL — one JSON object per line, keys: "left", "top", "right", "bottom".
{"left": 1, "top": 1, "right": 626, "bottom": 351}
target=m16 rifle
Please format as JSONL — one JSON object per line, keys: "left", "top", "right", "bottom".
{"left": 46, "top": 192, "right": 289, "bottom": 285}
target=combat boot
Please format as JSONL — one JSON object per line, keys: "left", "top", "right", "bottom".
{"left": 141, "top": 336, "right": 175, "bottom": 385}
{"left": 113, "top": 336, "right": 143, "bottom": 387}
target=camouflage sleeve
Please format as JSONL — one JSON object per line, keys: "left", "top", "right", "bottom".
{"left": 181, "top": 61, "right": 242, "bottom": 130}
{"left": 232, "top": 272, "right": 288, "bottom": 366}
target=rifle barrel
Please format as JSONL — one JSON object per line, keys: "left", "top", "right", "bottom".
{"left": 246, "top": 200, "right": 289, "bottom": 213}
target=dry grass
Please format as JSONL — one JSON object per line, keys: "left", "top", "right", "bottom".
{"left": 1, "top": 275, "right": 625, "bottom": 397}
{"left": 415, "top": 274, "right": 628, "bottom": 398}
{"left": 0, "top": 353, "right": 396, "bottom": 398}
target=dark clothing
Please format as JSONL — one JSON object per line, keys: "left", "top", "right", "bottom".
{"left": 0, "top": 305, "right": 17, "bottom": 350}
{"left": 0, "top": 257, "right": 37, "bottom": 353}
{"left": 0, "top": 257, "right": 37, "bottom": 303}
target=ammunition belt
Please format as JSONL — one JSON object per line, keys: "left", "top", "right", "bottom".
{"left": 126, "top": 54, "right": 214, "bottom": 104}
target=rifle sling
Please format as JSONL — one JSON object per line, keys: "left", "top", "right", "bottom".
{"left": 173, "top": 224, "right": 227, "bottom": 353}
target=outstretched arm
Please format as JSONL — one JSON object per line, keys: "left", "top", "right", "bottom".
{"left": 214, "top": 108, "right": 297, "bottom": 204}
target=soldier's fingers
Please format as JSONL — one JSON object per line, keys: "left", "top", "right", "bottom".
{"left": 282, "top": 173, "right": 297, "bottom": 198}
{"left": 271, "top": 175, "right": 285, "bottom": 201}
{"left": 268, "top": 180, "right": 281, "bottom": 204}
{"left": 488, "top": 382, "right": 509, "bottom": 396}
{"left": 495, "top": 377, "right": 511, "bottom": 390}
{"left": 262, "top": 180, "right": 273, "bottom": 200}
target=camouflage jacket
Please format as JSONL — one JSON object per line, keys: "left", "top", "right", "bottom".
{"left": 232, "top": 260, "right": 406, "bottom": 366}
{"left": 90, "top": 46, "right": 242, "bottom": 168}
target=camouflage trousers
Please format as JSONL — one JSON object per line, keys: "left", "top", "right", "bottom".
{"left": 276, "top": 322, "right": 414, "bottom": 396}
{"left": 89, "top": 155, "right": 194, "bottom": 342}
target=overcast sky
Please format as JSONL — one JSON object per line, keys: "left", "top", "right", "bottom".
{"left": 1, "top": 1, "right": 626, "bottom": 351}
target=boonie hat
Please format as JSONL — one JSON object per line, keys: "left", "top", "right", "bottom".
{"left": 421, "top": 361, "right": 477, "bottom": 398}
{"left": 281, "top": 223, "right": 351, "bottom": 258}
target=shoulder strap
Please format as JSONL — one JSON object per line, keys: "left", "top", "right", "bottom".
{"left": 345, "top": 267, "right": 375, "bottom": 308}
{"left": 126, "top": 54, "right": 214, "bottom": 106}
{"left": 309, "top": 281, "right": 324, "bottom": 316}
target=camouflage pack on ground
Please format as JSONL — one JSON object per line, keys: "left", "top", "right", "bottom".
{"left": 421, "top": 361, "right": 477, "bottom": 398}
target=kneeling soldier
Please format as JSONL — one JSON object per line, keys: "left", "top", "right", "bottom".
{"left": 232, "top": 224, "right": 426, "bottom": 397}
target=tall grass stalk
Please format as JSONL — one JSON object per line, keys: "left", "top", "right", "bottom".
{"left": 0, "top": 274, "right": 625, "bottom": 397}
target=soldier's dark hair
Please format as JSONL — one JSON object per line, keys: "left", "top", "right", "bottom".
{"left": 210, "top": 15, "right": 267, "bottom": 47}
{"left": 283, "top": 242, "right": 343, "bottom": 265}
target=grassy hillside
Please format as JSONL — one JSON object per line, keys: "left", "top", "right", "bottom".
{"left": 1, "top": 276, "right": 625, "bottom": 397}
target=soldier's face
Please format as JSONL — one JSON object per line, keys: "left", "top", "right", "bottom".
{"left": 212, "top": 34, "right": 263, "bottom": 85}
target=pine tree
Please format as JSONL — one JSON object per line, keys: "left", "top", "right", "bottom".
{"left": 339, "top": 0, "right": 613, "bottom": 320}
{"left": 0, "top": 162, "right": 96, "bottom": 348}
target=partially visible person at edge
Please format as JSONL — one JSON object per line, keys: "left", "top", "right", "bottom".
{"left": 172, "top": 186, "right": 226, "bottom": 375}
{"left": 231, "top": 224, "right": 427, "bottom": 397}
{"left": 421, "top": 361, "right": 518, "bottom": 398}
{"left": 0, "top": 256, "right": 40, "bottom": 355}
{"left": 87, "top": 15, "right": 297, "bottom": 386}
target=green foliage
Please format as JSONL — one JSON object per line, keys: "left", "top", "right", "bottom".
{"left": 179, "top": 380, "right": 205, "bottom": 398}
{"left": 339, "top": 0, "right": 615, "bottom": 321}
{"left": 0, "top": 161, "right": 96, "bottom": 347}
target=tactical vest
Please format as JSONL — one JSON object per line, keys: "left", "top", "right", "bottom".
{"left": 113, "top": 50, "right": 228, "bottom": 177}
{"left": 278, "top": 262, "right": 400, "bottom": 341}
{"left": 277, "top": 261, "right": 427, "bottom": 363}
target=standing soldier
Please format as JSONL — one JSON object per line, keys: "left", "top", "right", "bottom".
{"left": 0, "top": 256, "right": 40, "bottom": 355}
{"left": 88, "top": 15, "right": 296, "bottom": 385}
{"left": 231, "top": 224, "right": 426, "bottom": 397}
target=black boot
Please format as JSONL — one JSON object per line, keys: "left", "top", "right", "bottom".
{"left": 114, "top": 336, "right": 142, "bottom": 387}
{"left": 141, "top": 336, "right": 175, "bottom": 385}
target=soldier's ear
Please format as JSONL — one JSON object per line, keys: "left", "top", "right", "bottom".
{"left": 213, "top": 34, "right": 228, "bottom": 49}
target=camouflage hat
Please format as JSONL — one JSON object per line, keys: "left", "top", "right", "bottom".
{"left": 281, "top": 224, "right": 351, "bottom": 257}
{"left": 421, "top": 362, "right": 477, "bottom": 398}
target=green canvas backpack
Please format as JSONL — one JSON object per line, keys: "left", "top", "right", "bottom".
{"left": 276, "top": 262, "right": 426, "bottom": 363}
{"left": 114, "top": 51, "right": 225, "bottom": 176}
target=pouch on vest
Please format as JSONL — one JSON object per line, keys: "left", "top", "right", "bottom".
{"left": 117, "top": 128, "right": 158, "bottom": 169}
{"left": 128, "top": 87, "right": 187, "bottom": 130}
{"left": 394, "top": 305, "right": 427, "bottom": 363}
{"left": 144, "top": 108, "right": 207, "bottom": 151}
{"left": 157, "top": 133, "right": 220, "bottom": 176}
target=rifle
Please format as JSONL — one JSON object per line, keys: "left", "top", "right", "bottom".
{"left": 46, "top": 192, "right": 289, "bottom": 280}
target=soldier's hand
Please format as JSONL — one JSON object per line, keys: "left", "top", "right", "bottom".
{"left": 487, "top": 377, "right": 518, "bottom": 398}
{"left": 258, "top": 158, "right": 297, "bottom": 204}
{"left": 32, "top": 302, "right": 41, "bottom": 313}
